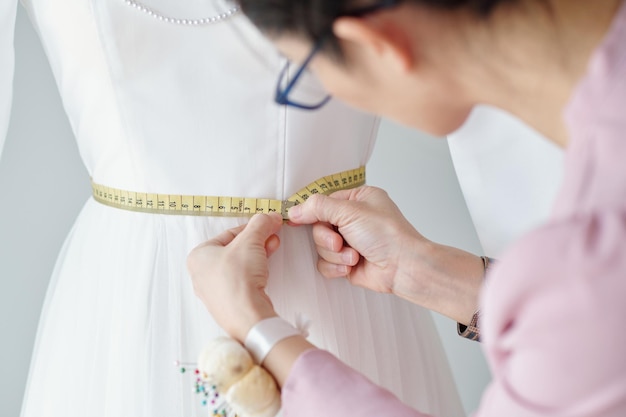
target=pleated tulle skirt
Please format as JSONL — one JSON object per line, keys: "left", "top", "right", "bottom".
{"left": 21, "top": 198, "right": 464, "bottom": 417}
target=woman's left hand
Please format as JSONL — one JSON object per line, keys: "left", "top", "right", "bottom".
{"left": 187, "top": 213, "right": 284, "bottom": 342}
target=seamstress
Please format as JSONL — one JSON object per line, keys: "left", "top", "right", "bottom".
{"left": 187, "top": 0, "right": 626, "bottom": 415}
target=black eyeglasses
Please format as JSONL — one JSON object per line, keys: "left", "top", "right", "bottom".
{"left": 274, "top": 0, "right": 400, "bottom": 110}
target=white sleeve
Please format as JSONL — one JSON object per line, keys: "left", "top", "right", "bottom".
{"left": 447, "top": 105, "right": 564, "bottom": 257}
{"left": 0, "top": 0, "right": 18, "bottom": 157}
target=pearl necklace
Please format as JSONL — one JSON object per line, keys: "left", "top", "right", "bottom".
{"left": 124, "top": 0, "right": 240, "bottom": 26}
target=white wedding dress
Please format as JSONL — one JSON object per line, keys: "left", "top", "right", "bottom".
{"left": 1, "top": 1, "right": 464, "bottom": 416}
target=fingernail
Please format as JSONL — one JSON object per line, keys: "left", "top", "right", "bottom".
{"left": 336, "top": 264, "right": 349, "bottom": 276}
{"left": 327, "top": 236, "right": 337, "bottom": 251}
{"left": 342, "top": 251, "right": 353, "bottom": 264}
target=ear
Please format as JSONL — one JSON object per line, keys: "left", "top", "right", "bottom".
{"left": 332, "top": 15, "right": 414, "bottom": 73}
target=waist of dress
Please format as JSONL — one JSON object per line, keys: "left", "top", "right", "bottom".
{"left": 91, "top": 166, "right": 366, "bottom": 219}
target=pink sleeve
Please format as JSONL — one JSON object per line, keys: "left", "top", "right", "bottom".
{"left": 281, "top": 349, "right": 431, "bottom": 417}
{"left": 282, "top": 213, "right": 626, "bottom": 417}
{"left": 475, "top": 213, "right": 626, "bottom": 417}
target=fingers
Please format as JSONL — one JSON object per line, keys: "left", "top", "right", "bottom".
{"left": 265, "top": 234, "right": 281, "bottom": 257}
{"left": 241, "top": 212, "right": 283, "bottom": 241}
{"left": 236, "top": 213, "right": 283, "bottom": 259}
{"left": 288, "top": 191, "right": 356, "bottom": 226}
{"left": 310, "top": 221, "right": 359, "bottom": 278}
{"left": 312, "top": 222, "right": 359, "bottom": 265}
{"left": 205, "top": 224, "right": 247, "bottom": 247}
{"left": 312, "top": 222, "right": 344, "bottom": 252}
{"left": 187, "top": 214, "right": 283, "bottom": 343}
{"left": 317, "top": 258, "right": 353, "bottom": 278}
{"left": 316, "top": 244, "right": 359, "bottom": 265}
{"left": 191, "top": 213, "right": 282, "bottom": 252}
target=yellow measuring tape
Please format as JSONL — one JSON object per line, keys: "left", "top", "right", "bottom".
{"left": 92, "top": 166, "right": 365, "bottom": 219}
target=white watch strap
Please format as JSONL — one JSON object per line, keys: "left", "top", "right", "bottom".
{"left": 244, "top": 317, "right": 302, "bottom": 364}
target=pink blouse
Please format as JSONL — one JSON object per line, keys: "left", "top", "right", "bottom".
{"left": 281, "top": 2, "right": 626, "bottom": 416}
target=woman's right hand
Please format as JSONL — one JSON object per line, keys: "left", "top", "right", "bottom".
{"left": 288, "top": 186, "right": 485, "bottom": 325}
{"left": 288, "top": 186, "right": 424, "bottom": 294}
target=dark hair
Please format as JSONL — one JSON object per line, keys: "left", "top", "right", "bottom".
{"left": 238, "top": 0, "right": 515, "bottom": 57}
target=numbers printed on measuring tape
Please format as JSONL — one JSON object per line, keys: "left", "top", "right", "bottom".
{"left": 91, "top": 166, "right": 366, "bottom": 219}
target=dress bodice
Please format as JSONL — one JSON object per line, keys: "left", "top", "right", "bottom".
{"left": 5, "top": 0, "right": 378, "bottom": 199}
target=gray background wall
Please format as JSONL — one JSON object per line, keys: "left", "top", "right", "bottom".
{"left": 0, "top": 5, "right": 489, "bottom": 416}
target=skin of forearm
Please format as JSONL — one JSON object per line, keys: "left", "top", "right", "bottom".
{"left": 395, "top": 240, "right": 485, "bottom": 325}
{"left": 262, "top": 335, "right": 317, "bottom": 388}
